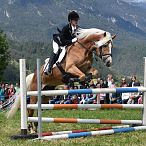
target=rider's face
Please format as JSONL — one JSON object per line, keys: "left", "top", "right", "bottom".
{"left": 70, "top": 19, "right": 79, "bottom": 27}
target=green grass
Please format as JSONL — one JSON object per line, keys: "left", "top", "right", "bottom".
{"left": 1, "top": 109, "right": 146, "bottom": 146}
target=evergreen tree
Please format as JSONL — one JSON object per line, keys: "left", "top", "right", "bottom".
{"left": 0, "top": 30, "right": 10, "bottom": 80}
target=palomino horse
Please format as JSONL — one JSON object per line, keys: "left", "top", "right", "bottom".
{"left": 7, "top": 28, "right": 116, "bottom": 133}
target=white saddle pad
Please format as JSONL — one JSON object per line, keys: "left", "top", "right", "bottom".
{"left": 43, "top": 46, "right": 66, "bottom": 73}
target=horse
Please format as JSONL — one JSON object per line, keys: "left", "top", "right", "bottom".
{"left": 7, "top": 28, "right": 116, "bottom": 133}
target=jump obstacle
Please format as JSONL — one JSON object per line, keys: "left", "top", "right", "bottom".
{"left": 41, "top": 125, "right": 130, "bottom": 136}
{"left": 12, "top": 58, "right": 146, "bottom": 140}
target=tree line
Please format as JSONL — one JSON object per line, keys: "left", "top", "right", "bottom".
{"left": 0, "top": 29, "right": 10, "bottom": 81}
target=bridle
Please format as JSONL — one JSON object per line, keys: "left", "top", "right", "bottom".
{"left": 77, "top": 39, "right": 112, "bottom": 61}
{"left": 98, "top": 40, "right": 112, "bottom": 60}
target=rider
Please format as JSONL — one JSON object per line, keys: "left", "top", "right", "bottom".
{"left": 45, "top": 10, "right": 80, "bottom": 75}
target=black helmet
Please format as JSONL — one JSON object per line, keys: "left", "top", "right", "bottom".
{"left": 68, "top": 11, "right": 79, "bottom": 22}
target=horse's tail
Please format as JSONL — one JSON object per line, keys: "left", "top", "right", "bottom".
{"left": 6, "top": 73, "right": 34, "bottom": 119}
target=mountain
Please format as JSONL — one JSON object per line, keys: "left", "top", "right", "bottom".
{"left": 1, "top": 0, "right": 146, "bottom": 41}
{"left": 1, "top": 0, "right": 146, "bottom": 80}
{"left": 122, "top": 0, "right": 146, "bottom": 10}
{"left": 122, "top": 0, "right": 146, "bottom": 3}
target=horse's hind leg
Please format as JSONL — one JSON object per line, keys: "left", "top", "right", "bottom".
{"left": 31, "top": 95, "right": 50, "bottom": 133}
{"left": 28, "top": 96, "right": 37, "bottom": 133}
{"left": 66, "top": 65, "right": 85, "bottom": 81}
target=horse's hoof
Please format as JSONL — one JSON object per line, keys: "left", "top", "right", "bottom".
{"left": 30, "top": 129, "right": 37, "bottom": 134}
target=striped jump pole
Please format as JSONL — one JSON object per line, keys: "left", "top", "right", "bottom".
{"left": 42, "top": 125, "right": 130, "bottom": 136}
{"left": 27, "top": 87, "right": 146, "bottom": 96}
{"left": 36, "top": 126, "right": 146, "bottom": 141}
{"left": 28, "top": 117, "right": 142, "bottom": 125}
{"left": 27, "top": 103, "right": 143, "bottom": 110}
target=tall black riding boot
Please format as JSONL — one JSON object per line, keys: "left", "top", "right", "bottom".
{"left": 47, "top": 52, "right": 58, "bottom": 75}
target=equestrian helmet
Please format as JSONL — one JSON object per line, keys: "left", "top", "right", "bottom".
{"left": 68, "top": 11, "right": 79, "bottom": 22}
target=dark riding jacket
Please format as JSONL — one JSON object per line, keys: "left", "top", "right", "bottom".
{"left": 53, "top": 23, "right": 78, "bottom": 46}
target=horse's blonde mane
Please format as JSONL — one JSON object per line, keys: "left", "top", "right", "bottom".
{"left": 76, "top": 28, "right": 113, "bottom": 46}
{"left": 75, "top": 28, "right": 105, "bottom": 39}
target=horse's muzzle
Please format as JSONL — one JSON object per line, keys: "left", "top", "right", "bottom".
{"left": 106, "top": 61, "right": 112, "bottom": 67}
{"left": 104, "top": 56, "right": 112, "bottom": 67}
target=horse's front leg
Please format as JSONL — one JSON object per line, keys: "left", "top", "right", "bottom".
{"left": 88, "top": 67, "right": 99, "bottom": 78}
{"left": 65, "top": 65, "right": 86, "bottom": 81}
{"left": 28, "top": 95, "right": 37, "bottom": 134}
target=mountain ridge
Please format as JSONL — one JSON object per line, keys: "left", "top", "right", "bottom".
{"left": 1, "top": 0, "right": 146, "bottom": 79}
{"left": 0, "top": 0, "right": 146, "bottom": 42}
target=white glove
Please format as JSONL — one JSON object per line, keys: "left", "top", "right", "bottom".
{"left": 72, "top": 37, "right": 77, "bottom": 43}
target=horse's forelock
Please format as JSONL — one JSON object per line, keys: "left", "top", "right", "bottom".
{"left": 105, "top": 32, "right": 112, "bottom": 41}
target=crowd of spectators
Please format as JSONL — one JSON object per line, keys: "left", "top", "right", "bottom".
{"left": 48, "top": 74, "right": 143, "bottom": 105}
{"left": 0, "top": 83, "right": 20, "bottom": 104}
{"left": 0, "top": 74, "right": 143, "bottom": 106}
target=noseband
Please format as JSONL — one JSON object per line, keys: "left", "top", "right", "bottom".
{"left": 98, "top": 41, "right": 112, "bottom": 60}
{"left": 99, "top": 46, "right": 112, "bottom": 59}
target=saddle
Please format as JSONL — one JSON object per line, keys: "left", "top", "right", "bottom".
{"left": 43, "top": 47, "right": 66, "bottom": 73}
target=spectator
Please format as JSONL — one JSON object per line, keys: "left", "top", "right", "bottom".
{"left": 138, "top": 93, "right": 143, "bottom": 104}
{"left": 96, "top": 78, "right": 101, "bottom": 86}
{"left": 80, "top": 94, "right": 87, "bottom": 104}
{"left": 84, "top": 84, "right": 97, "bottom": 104}
{"left": 4, "top": 83, "right": 9, "bottom": 100}
{"left": 105, "top": 74, "right": 113, "bottom": 104}
{"left": 63, "top": 95, "right": 72, "bottom": 104}
{"left": 0, "top": 83, "right": 5, "bottom": 103}
{"left": 96, "top": 82, "right": 105, "bottom": 104}
{"left": 99, "top": 79, "right": 107, "bottom": 88}
{"left": 108, "top": 79, "right": 117, "bottom": 103}
{"left": 107, "top": 74, "right": 113, "bottom": 87}
{"left": 127, "top": 75, "right": 141, "bottom": 104}
{"left": 87, "top": 93, "right": 97, "bottom": 104}
{"left": 80, "top": 81, "right": 89, "bottom": 89}
{"left": 120, "top": 77, "right": 128, "bottom": 104}
{"left": 71, "top": 95, "right": 80, "bottom": 104}
{"left": 120, "top": 77, "right": 128, "bottom": 87}
{"left": 89, "top": 80, "right": 96, "bottom": 88}
{"left": 121, "top": 84, "right": 130, "bottom": 104}
{"left": 49, "top": 95, "right": 63, "bottom": 104}
{"left": 15, "top": 83, "right": 20, "bottom": 93}
{"left": 8, "top": 83, "right": 16, "bottom": 98}
{"left": 128, "top": 75, "right": 140, "bottom": 87}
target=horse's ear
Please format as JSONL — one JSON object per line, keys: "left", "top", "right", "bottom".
{"left": 112, "top": 35, "right": 116, "bottom": 40}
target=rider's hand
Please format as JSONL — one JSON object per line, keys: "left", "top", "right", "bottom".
{"left": 72, "top": 37, "right": 78, "bottom": 43}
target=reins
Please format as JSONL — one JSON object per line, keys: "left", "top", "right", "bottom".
{"left": 77, "top": 40, "right": 90, "bottom": 51}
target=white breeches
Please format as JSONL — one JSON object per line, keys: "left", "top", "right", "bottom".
{"left": 53, "top": 40, "right": 60, "bottom": 54}
{"left": 52, "top": 40, "right": 66, "bottom": 63}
